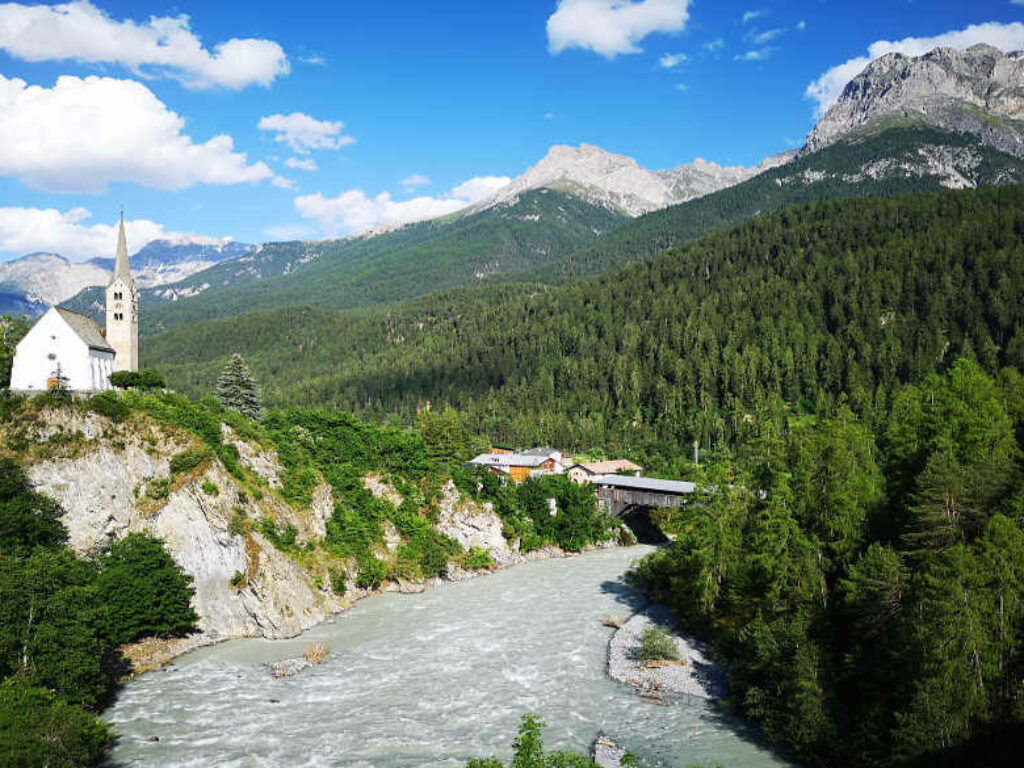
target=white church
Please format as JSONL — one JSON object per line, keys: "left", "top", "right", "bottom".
{"left": 10, "top": 214, "right": 139, "bottom": 393}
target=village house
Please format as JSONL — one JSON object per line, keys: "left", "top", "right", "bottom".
{"left": 568, "top": 459, "right": 644, "bottom": 485}
{"left": 466, "top": 446, "right": 572, "bottom": 484}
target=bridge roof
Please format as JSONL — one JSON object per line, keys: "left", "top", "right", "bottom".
{"left": 591, "top": 474, "right": 696, "bottom": 494}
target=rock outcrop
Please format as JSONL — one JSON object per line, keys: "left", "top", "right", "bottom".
{"left": 806, "top": 44, "right": 1024, "bottom": 157}
{"left": 475, "top": 144, "right": 758, "bottom": 217}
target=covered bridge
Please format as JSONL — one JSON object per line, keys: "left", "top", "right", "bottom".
{"left": 592, "top": 474, "right": 697, "bottom": 518}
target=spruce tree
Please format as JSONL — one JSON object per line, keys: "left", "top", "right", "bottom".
{"left": 214, "top": 353, "right": 263, "bottom": 421}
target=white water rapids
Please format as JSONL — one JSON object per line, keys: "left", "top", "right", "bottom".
{"left": 105, "top": 546, "right": 789, "bottom": 767}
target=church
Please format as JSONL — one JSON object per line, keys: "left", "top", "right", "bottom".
{"left": 10, "top": 214, "right": 139, "bottom": 393}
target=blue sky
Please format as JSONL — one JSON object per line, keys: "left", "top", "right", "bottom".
{"left": 2, "top": 0, "right": 1024, "bottom": 259}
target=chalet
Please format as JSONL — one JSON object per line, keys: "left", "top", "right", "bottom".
{"left": 467, "top": 448, "right": 566, "bottom": 484}
{"left": 568, "top": 459, "right": 644, "bottom": 484}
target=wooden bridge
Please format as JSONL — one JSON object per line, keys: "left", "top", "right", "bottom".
{"left": 591, "top": 474, "right": 697, "bottom": 518}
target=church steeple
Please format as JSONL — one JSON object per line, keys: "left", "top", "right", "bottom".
{"left": 113, "top": 210, "right": 130, "bottom": 281}
{"left": 105, "top": 211, "right": 138, "bottom": 372}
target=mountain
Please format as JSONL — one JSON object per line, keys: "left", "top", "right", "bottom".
{"left": 806, "top": 44, "right": 1024, "bottom": 156}
{"left": 65, "top": 189, "right": 627, "bottom": 335}
{"left": 142, "top": 184, "right": 1024, "bottom": 458}
{"left": 0, "top": 252, "right": 111, "bottom": 312}
{"left": 474, "top": 143, "right": 757, "bottom": 216}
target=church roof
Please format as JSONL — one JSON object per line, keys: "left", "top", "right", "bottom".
{"left": 110, "top": 212, "right": 131, "bottom": 283}
{"left": 55, "top": 308, "right": 114, "bottom": 353}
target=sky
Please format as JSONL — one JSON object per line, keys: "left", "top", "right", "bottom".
{"left": 2, "top": 0, "right": 1024, "bottom": 260}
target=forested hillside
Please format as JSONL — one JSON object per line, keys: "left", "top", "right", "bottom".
{"left": 145, "top": 184, "right": 1024, "bottom": 466}
{"left": 63, "top": 190, "right": 626, "bottom": 335}
{"left": 538, "top": 126, "right": 1024, "bottom": 282}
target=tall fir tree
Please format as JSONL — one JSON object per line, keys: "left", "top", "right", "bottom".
{"left": 214, "top": 353, "right": 263, "bottom": 421}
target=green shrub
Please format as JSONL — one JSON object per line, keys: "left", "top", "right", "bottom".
{"left": 461, "top": 546, "right": 494, "bottom": 570}
{"left": 355, "top": 552, "right": 385, "bottom": 589}
{"left": 0, "top": 458, "right": 67, "bottom": 555}
{"left": 169, "top": 448, "right": 208, "bottom": 476}
{"left": 329, "top": 569, "right": 347, "bottom": 596}
{"left": 87, "top": 391, "right": 129, "bottom": 423}
{"left": 0, "top": 677, "right": 111, "bottom": 768}
{"left": 108, "top": 371, "right": 142, "bottom": 389}
{"left": 146, "top": 478, "right": 169, "bottom": 500}
{"left": 201, "top": 481, "right": 219, "bottom": 496}
{"left": 93, "top": 532, "right": 198, "bottom": 646}
{"left": 257, "top": 517, "right": 297, "bottom": 550}
{"left": 229, "top": 570, "right": 246, "bottom": 588}
{"left": 639, "top": 625, "right": 680, "bottom": 661}
{"left": 228, "top": 508, "right": 248, "bottom": 536}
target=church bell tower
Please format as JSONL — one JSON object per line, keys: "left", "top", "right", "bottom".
{"left": 105, "top": 212, "right": 139, "bottom": 372}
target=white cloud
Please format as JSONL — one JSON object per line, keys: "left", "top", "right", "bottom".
{"left": 796, "top": 21, "right": 806, "bottom": 32}
{"left": 704, "top": 38, "right": 724, "bottom": 52}
{"left": 734, "top": 47, "right": 775, "bottom": 61}
{"left": 742, "top": 10, "right": 766, "bottom": 24}
{"left": 807, "top": 21, "right": 1024, "bottom": 116}
{"left": 547, "top": 0, "right": 691, "bottom": 58}
{"left": 750, "top": 28, "right": 784, "bottom": 44}
{"left": 271, "top": 176, "right": 297, "bottom": 190}
{"left": 658, "top": 52, "right": 689, "bottom": 68}
{"left": 295, "top": 175, "right": 512, "bottom": 235}
{"left": 544, "top": 111, "right": 556, "bottom": 119}
{"left": 257, "top": 112, "right": 356, "bottom": 154}
{"left": 0, "top": 1, "right": 288, "bottom": 90}
{"left": 263, "top": 223, "right": 318, "bottom": 241}
{"left": 0, "top": 74, "right": 274, "bottom": 193}
{"left": 300, "top": 55, "right": 326, "bottom": 66}
{"left": 674, "top": 83, "right": 689, "bottom": 91}
{"left": 286, "top": 157, "right": 318, "bottom": 171}
{"left": 399, "top": 173, "right": 431, "bottom": 189}
{"left": 0, "top": 206, "right": 230, "bottom": 260}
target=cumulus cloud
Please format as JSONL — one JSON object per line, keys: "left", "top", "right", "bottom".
{"left": 258, "top": 112, "right": 356, "bottom": 154}
{"left": 704, "top": 38, "right": 724, "bottom": 52}
{"left": 742, "top": 10, "right": 767, "bottom": 24}
{"left": 0, "top": 74, "right": 274, "bottom": 193}
{"left": 295, "top": 175, "right": 512, "bottom": 235}
{"left": 0, "top": 206, "right": 230, "bottom": 260}
{"left": 399, "top": 173, "right": 431, "bottom": 189}
{"left": 0, "top": 1, "right": 288, "bottom": 90}
{"left": 658, "top": 52, "right": 689, "bottom": 68}
{"left": 796, "top": 21, "right": 806, "bottom": 32}
{"left": 807, "top": 21, "right": 1024, "bottom": 116}
{"left": 547, "top": 0, "right": 691, "bottom": 58}
{"left": 286, "top": 157, "right": 318, "bottom": 171}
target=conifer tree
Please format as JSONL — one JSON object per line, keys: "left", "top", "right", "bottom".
{"left": 214, "top": 353, "right": 263, "bottom": 421}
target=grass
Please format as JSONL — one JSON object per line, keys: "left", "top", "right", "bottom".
{"left": 638, "top": 625, "right": 680, "bottom": 662}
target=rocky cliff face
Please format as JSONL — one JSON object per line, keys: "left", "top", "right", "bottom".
{"left": 477, "top": 144, "right": 757, "bottom": 217}
{"left": 806, "top": 44, "right": 1024, "bottom": 157}
{"left": 18, "top": 408, "right": 515, "bottom": 645}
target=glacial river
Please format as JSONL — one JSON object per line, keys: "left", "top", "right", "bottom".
{"left": 105, "top": 546, "right": 788, "bottom": 768}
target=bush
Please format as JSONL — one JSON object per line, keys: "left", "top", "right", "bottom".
{"left": 93, "top": 533, "right": 198, "bottom": 645}
{"left": 329, "top": 569, "right": 347, "bottom": 596}
{"left": 201, "top": 481, "right": 219, "bottom": 496}
{"left": 0, "top": 677, "right": 111, "bottom": 768}
{"left": 169, "top": 448, "right": 208, "bottom": 476}
{"left": 639, "top": 625, "right": 680, "bottom": 661}
{"left": 228, "top": 508, "right": 248, "bottom": 536}
{"left": 229, "top": 570, "right": 245, "bottom": 588}
{"left": 108, "top": 371, "right": 141, "bottom": 389}
{"left": 257, "top": 517, "right": 297, "bottom": 550}
{"left": 109, "top": 369, "right": 165, "bottom": 391}
{"left": 461, "top": 546, "right": 494, "bottom": 570}
{"left": 145, "top": 478, "right": 169, "bottom": 500}
{"left": 0, "top": 458, "right": 67, "bottom": 555}
{"left": 87, "top": 391, "right": 129, "bottom": 423}
{"left": 355, "top": 552, "right": 385, "bottom": 589}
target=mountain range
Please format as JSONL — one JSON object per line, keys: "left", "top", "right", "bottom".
{"left": 3, "top": 44, "right": 1021, "bottom": 347}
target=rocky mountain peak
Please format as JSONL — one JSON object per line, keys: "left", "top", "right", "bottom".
{"left": 477, "top": 143, "right": 756, "bottom": 217}
{"left": 806, "top": 44, "right": 1024, "bottom": 155}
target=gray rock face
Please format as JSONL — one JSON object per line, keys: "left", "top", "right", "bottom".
{"left": 435, "top": 480, "right": 521, "bottom": 568}
{"left": 28, "top": 429, "right": 341, "bottom": 641}
{"left": 807, "top": 44, "right": 1024, "bottom": 156}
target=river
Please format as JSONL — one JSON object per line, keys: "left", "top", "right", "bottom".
{"left": 105, "top": 545, "right": 788, "bottom": 768}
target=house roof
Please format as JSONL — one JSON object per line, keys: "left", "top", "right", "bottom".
{"left": 591, "top": 474, "right": 697, "bottom": 494}
{"left": 574, "top": 459, "right": 643, "bottom": 474}
{"left": 520, "top": 446, "right": 561, "bottom": 457}
{"left": 469, "top": 452, "right": 551, "bottom": 468}
{"left": 55, "top": 308, "right": 114, "bottom": 353}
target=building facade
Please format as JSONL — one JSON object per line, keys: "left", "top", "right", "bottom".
{"left": 9, "top": 307, "right": 115, "bottom": 392}
{"left": 105, "top": 213, "right": 139, "bottom": 372}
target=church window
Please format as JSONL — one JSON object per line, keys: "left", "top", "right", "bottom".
{"left": 47, "top": 353, "right": 56, "bottom": 361}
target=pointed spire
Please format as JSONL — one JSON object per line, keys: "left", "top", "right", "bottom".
{"left": 114, "top": 209, "right": 130, "bottom": 279}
